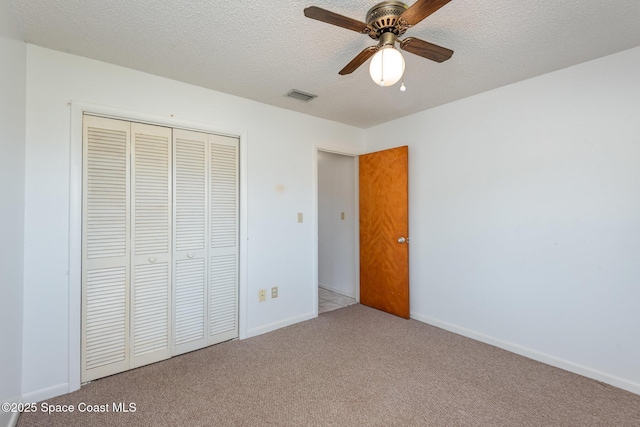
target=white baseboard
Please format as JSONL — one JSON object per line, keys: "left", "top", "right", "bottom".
{"left": 411, "top": 313, "right": 640, "bottom": 396}
{"left": 246, "top": 311, "right": 317, "bottom": 339}
{"left": 318, "top": 283, "right": 355, "bottom": 299}
{"left": 0, "top": 395, "right": 21, "bottom": 427}
{"left": 22, "top": 383, "right": 69, "bottom": 404}
{"left": 0, "top": 411, "right": 20, "bottom": 427}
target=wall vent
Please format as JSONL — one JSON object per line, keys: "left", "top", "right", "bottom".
{"left": 286, "top": 89, "right": 318, "bottom": 102}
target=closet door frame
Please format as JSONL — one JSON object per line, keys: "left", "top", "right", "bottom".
{"left": 69, "top": 102, "right": 248, "bottom": 393}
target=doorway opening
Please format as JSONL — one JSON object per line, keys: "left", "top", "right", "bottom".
{"left": 317, "top": 150, "right": 359, "bottom": 314}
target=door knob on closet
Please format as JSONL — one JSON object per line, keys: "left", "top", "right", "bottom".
{"left": 187, "top": 252, "right": 194, "bottom": 258}
{"left": 149, "top": 257, "right": 156, "bottom": 263}
{"left": 397, "top": 237, "right": 407, "bottom": 244}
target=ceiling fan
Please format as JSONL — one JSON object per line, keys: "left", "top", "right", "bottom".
{"left": 304, "top": 0, "right": 453, "bottom": 88}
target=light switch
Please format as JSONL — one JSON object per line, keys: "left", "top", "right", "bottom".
{"left": 297, "top": 212, "right": 303, "bottom": 223}
{"left": 341, "top": 212, "right": 345, "bottom": 220}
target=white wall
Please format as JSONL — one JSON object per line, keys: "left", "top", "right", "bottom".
{"left": 318, "top": 151, "right": 357, "bottom": 298}
{"left": 22, "top": 45, "right": 364, "bottom": 400}
{"left": 0, "top": 1, "right": 25, "bottom": 425}
{"left": 364, "top": 47, "right": 640, "bottom": 394}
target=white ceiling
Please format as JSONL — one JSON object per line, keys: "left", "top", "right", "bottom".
{"left": 10, "top": 0, "right": 640, "bottom": 128}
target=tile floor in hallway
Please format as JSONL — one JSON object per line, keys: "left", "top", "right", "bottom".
{"left": 319, "top": 287, "right": 357, "bottom": 313}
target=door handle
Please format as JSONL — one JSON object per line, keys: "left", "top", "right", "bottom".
{"left": 397, "top": 237, "right": 408, "bottom": 244}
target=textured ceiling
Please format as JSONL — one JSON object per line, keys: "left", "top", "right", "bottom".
{"left": 10, "top": 0, "right": 640, "bottom": 128}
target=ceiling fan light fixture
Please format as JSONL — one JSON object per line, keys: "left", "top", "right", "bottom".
{"left": 369, "top": 45, "right": 405, "bottom": 87}
{"left": 304, "top": 0, "right": 454, "bottom": 86}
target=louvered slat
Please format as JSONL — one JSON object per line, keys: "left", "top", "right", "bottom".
{"left": 86, "top": 126, "right": 127, "bottom": 259}
{"left": 175, "top": 258, "right": 205, "bottom": 345}
{"left": 134, "top": 132, "right": 170, "bottom": 255}
{"left": 210, "top": 254, "right": 237, "bottom": 336}
{"left": 211, "top": 143, "right": 238, "bottom": 248}
{"left": 175, "top": 138, "right": 206, "bottom": 251}
{"left": 85, "top": 267, "right": 126, "bottom": 370}
{"left": 133, "top": 263, "right": 169, "bottom": 356}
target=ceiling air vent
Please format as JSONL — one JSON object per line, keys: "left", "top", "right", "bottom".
{"left": 286, "top": 89, "right": 318, "bottom": 102}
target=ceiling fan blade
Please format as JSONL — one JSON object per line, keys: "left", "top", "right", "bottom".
{"left": 399, "top": 0, "right": 451, "bottom": 26}
{"left": 400, "top": 37, "right": 453, "bottom": 62}
{"left": 304, "top": 6, "right": 371, "bottom": 34}
{"left": 339, "top": 46, "right": 379, "bottom": 75}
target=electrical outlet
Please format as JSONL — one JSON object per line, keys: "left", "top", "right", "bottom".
{"left": 259, "top": 289, "right": 266, "bottom": 302}
{"left": 271, "top": 286, "right": 278, "bottom": 298}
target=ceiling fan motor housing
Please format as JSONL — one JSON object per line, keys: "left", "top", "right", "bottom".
{"left": 366, "top": 1, "right": 409, "bottom": 40}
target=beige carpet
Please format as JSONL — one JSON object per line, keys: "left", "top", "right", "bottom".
{"left": 18, "top": 304, "right": 640, "bottom": 426}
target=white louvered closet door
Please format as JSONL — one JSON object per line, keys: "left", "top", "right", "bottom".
{"left": 83, "top": 116, "right": 239, "bottom": 380}
{"left": 209, "top": 134, "right": 239, "bottom": 345}
{"left": 82, "top": 116, "right": 131, "bottom": 382}
{"left": 173, "top": 129, "right": 209, "bottom": 355}
{"left": 131, "top": 123, "right": 173, "bottom": 368}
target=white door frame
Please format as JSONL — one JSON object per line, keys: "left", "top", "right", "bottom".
{"left": 313, "top": 144, "right": 363, "bottom": 314}
{"left": 69, "top": 101, "right": 248, "bottom": 393}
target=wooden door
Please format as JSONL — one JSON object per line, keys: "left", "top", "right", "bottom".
{"left": 359, "top": 146, "right": 409, "bottom": 318}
